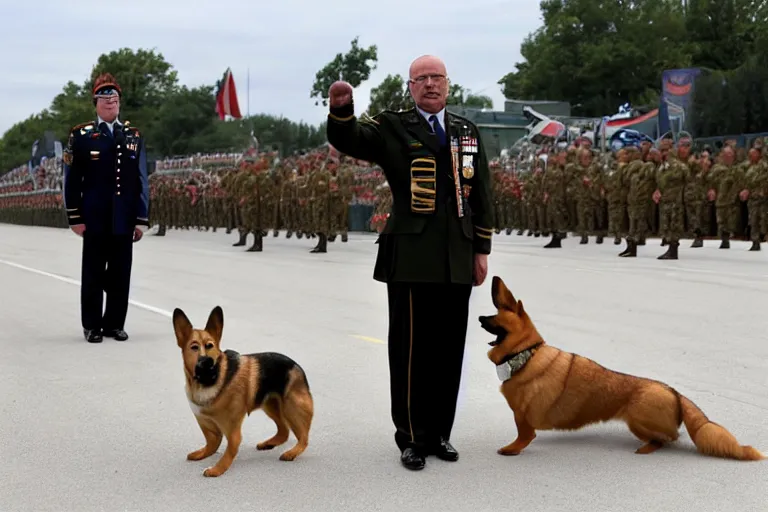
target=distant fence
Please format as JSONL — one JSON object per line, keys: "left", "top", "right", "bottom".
{"left": 694, "top": 131, "right": 768, "bottom": 151}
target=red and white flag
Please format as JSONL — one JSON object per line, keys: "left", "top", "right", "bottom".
{"left": 216, "top": 68, "right": 242, "bottom": 120}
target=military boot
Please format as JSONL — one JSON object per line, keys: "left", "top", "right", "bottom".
{"left": 543, "top": 233, "right": 562, "bottom": 248}
{"left": 637, "top": 236, "right": 646, "bottom": 246}
{"left": 661, "top": 238, "right": 667, "bottom": 246}
{"left": 310, "top": 233, "right": 328, "bottom": 253}
{"left": 506, "top": 228, "right": 513, "bottom": 235}
{"left": 246, "top": 232, "right": 263, "bottom": 252}
{"left": 596, "top": 235, "right": 604, "bottom": 244}
{"left": 297, "top": 232, "right": 303, "bottom": 239}
{"left": 719, "top": 232, "right": 730, "bottom": 249}
{"left": 328, "top": 233, "right": 337, "bottom": 242}
{"left": 286, "top": 231, "right": 293, "bottom": 239}
{"left": 233, "top": 230, "right": 247, "bottom": 246}
{"left": 579, "top": 235, "right": 588, "bottom": 244}
{"left": 155, "top": 225, "right": 166, "bottom": 236}
{"left": 619, "top": 239, "right": 637, "bottom": 257}
{"left": 273, "top": 230, "right": 279, "bottom": 237}
{"left": 613, "top": 236, "right": 621, "bottom": 245}
{"left": 657, "top": 241, "right": 679, "bottom": 260}
{"left": 690, "top": 229, "right": 703, "bottom": 248}
{"left": 341, "top": 232, "right": 348, "bottom": 242}
{"left": 517, "top": 229, "right": 524, "bottom": 235}
{"left": 748, "top": 240, "right": 761, "bottom": 251}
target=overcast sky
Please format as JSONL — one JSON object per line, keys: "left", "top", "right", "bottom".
{"left": 0, "top": 0, "right": 541, "bottom": 137}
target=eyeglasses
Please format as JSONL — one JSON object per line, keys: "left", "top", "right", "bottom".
{"left": 409, "top": 74, "right": 447, "bottom": 84}
{"left": 94, "top": 87, "right": 120, "bottom": 100}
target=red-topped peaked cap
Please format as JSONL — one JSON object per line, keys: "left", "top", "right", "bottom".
{"left": 92, "top": 73, "right": 122, "bottom": 97}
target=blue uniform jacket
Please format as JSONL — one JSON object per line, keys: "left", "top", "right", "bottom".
{"left": 63, "top": 120, "right": 150, "bottom": 235}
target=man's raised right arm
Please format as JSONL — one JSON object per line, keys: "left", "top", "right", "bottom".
{"left": 325, "top": 81, "right": 385, "bottom": 165}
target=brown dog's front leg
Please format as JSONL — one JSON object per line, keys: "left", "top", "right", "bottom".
{"left": 203, "top": 418, "right": 244, "bottom": 477}
{"left": 498, "top": 413, "right": 536, "bottom": 456}
{"left": 187, "top": 418, "right": 222, "bottom": 461}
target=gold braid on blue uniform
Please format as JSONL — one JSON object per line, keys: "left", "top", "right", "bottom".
{"left": 62, "top": 122, "right": 95, "bottom": 226}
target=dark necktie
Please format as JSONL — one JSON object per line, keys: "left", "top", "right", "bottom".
{"left": 429, "top": 114, "right": 446, "bottom": 146}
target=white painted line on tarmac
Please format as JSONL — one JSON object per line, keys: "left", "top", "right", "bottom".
{"left": 0, "top": 258, "right": 173, "bottom": 318}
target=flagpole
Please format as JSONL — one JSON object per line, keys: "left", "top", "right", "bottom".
{"left": 247, "top": 67, "right": 250, "bottom": 118}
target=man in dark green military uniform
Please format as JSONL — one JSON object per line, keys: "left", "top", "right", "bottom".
{"left": 326, "top": 54, "right": 493, "bottom": 471}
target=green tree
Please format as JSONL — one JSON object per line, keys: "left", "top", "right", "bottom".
{"left": 446, "top": 84, "right": 493, "bottom": 108}
{"left": 498, "top": 0, "right": 692, "bottom": 116}
{"left": 367, "top": 74, "right": 413, "bottom": 114}
{"left": 310, "top": 36, "right": 378, "bottom": 106}
{"left": 0, "top": 47, "right": 329, "bottom": 174}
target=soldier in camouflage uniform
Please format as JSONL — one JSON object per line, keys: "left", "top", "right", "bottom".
{"left": 709, "top": 145, "right": 744, "bottom": 249}
{"left": 684, "top": 149, "right": 710, "bottom": 248}
{"left": 279, "top": 168, "right": 298, "bottom": 238}
{"left": 605, "top": 148, "right": 628, "bottom": 245}
{"left": 309, "top": 165, "right": 332, "bottom": 253}
{"left": 231, "top": 167, "right": 252, "bottom": 247}
{"left": 542, "top": 149, "right": 568, "bottom": 248}
{"left": 529, "top": 157, "right": 546, "bottom": 237}
{"left": 337, "top": 163, "right": 355, "bottom": 242}
{"left": 575, "top": 148, "right": 604, "bottom": 244}
{"left": 654, "top": 134, "right": 692, "bottom": 260}
{"left": 620, "top": 147, "right": 658, "bottom": 257}
{"left": 744, "top": 146, "right": 768, "bottom": 251}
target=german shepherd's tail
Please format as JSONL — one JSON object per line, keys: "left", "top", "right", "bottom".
{"left": 680, "top": 395, "right": 764, "bottom": 461}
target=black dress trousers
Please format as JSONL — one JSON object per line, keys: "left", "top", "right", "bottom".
{"left": 80, "top": 232, "right": 134, "bottom": 331}
{"left": 386, "top": 281, "right": 472, "bottom": 453}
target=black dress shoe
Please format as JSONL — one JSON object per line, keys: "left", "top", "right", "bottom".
{"left": 102, "top": 329, "right": 129, "bottom": 341}
{"left": 432, "top": 438, "right": 459, "bottom": 461}
{"left": 400, "top": 448, "right": 426, "bottom": 470}
{"left": 84, "top": 329, "right": 103, "bottom": 343}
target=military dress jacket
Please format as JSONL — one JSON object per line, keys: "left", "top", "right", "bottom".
{"left": 63, "top": 120, "right": 150, "bottom": 235}
{"left": 326, "top": 103, "right": 493, "bottom": 285}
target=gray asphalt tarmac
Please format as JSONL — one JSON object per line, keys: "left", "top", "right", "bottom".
{"left": 1, "top": 224, "right": 766, "bottom": 512}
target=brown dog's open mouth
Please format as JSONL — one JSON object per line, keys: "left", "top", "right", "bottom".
{"left": 479, "top": 316, "right": 506, "bottom": 346}
{"left": 488, "top": 334, "right": 504, "bottom": 347}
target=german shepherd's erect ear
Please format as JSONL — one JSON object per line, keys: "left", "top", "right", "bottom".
{"left": 204, "top": 306, "right": 224, "bottom": 344}
{"left": 491, "top": 276, "right": 519, "bottom": 312}
{"left": 173, "top": 308, "right": 193, "bottom": 348}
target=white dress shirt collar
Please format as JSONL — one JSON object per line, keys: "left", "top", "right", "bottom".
{"left": 416, "top": 106, "right": 446, "bottom": 131}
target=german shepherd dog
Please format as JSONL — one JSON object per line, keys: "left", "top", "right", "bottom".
{"left": 173, "top": 306, "right": 314, "bottom": 477}
{"left": 479, "top": 276, "right": 764, "bottom": 461}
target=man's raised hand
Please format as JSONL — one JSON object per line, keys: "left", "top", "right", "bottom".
{"left": 328, "top": 81, "right": 353, "bottom": 108}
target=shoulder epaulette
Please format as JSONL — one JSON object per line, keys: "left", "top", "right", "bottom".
{"left": 71, "top": 121, "right": 95, "bottom": 134}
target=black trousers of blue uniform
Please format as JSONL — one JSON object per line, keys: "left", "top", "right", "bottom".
{"left": 386, "top": 281, "right": 472, "bottom": 453}
{"left": 80, "top": 232, "right": 134, "bottom": 331}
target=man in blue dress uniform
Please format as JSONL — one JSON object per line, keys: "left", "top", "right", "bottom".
{"left": 63, "top": 73, "right": 150, "bottom": 343}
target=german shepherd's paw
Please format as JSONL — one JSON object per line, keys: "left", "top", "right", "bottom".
{"left": 256, "top": 441, "right": 277, "bottom": 451}
{"left": 187, "top": 448, "right": 214, "bottom": 461}
{"left": 203, "top": 466, "right": 223, "bottom": 477}
{"left": 497, "top": 444, "right": 523, "bottom": 456}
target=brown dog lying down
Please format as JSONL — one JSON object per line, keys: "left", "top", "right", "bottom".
{"left": 174, "top": 306, "right": 314, "bottom": 477}
{"left": 479, "top": 276, "right": 763, "bottom": 461}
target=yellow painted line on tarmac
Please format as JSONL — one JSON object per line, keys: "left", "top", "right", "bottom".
{"left": 350, "top": 334, "right": 385, "bottom": 344}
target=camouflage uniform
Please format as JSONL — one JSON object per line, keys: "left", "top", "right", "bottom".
{"left": 542, "top": 152, "right": 568, "bottom": 248}
{"left": 620, "top": 149, "right": 657, "bottom": 257}
{"left": 605, "top": 151, "right": 628, "bottom": 244}
{"left": 656, "top": 152, "right": 690, "bottom": 259}
{"left": 710, "top": 156, "right": 744, "bottom": 248}
{"left": 745, "top": 156, "right": 768, "bottom": 250}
